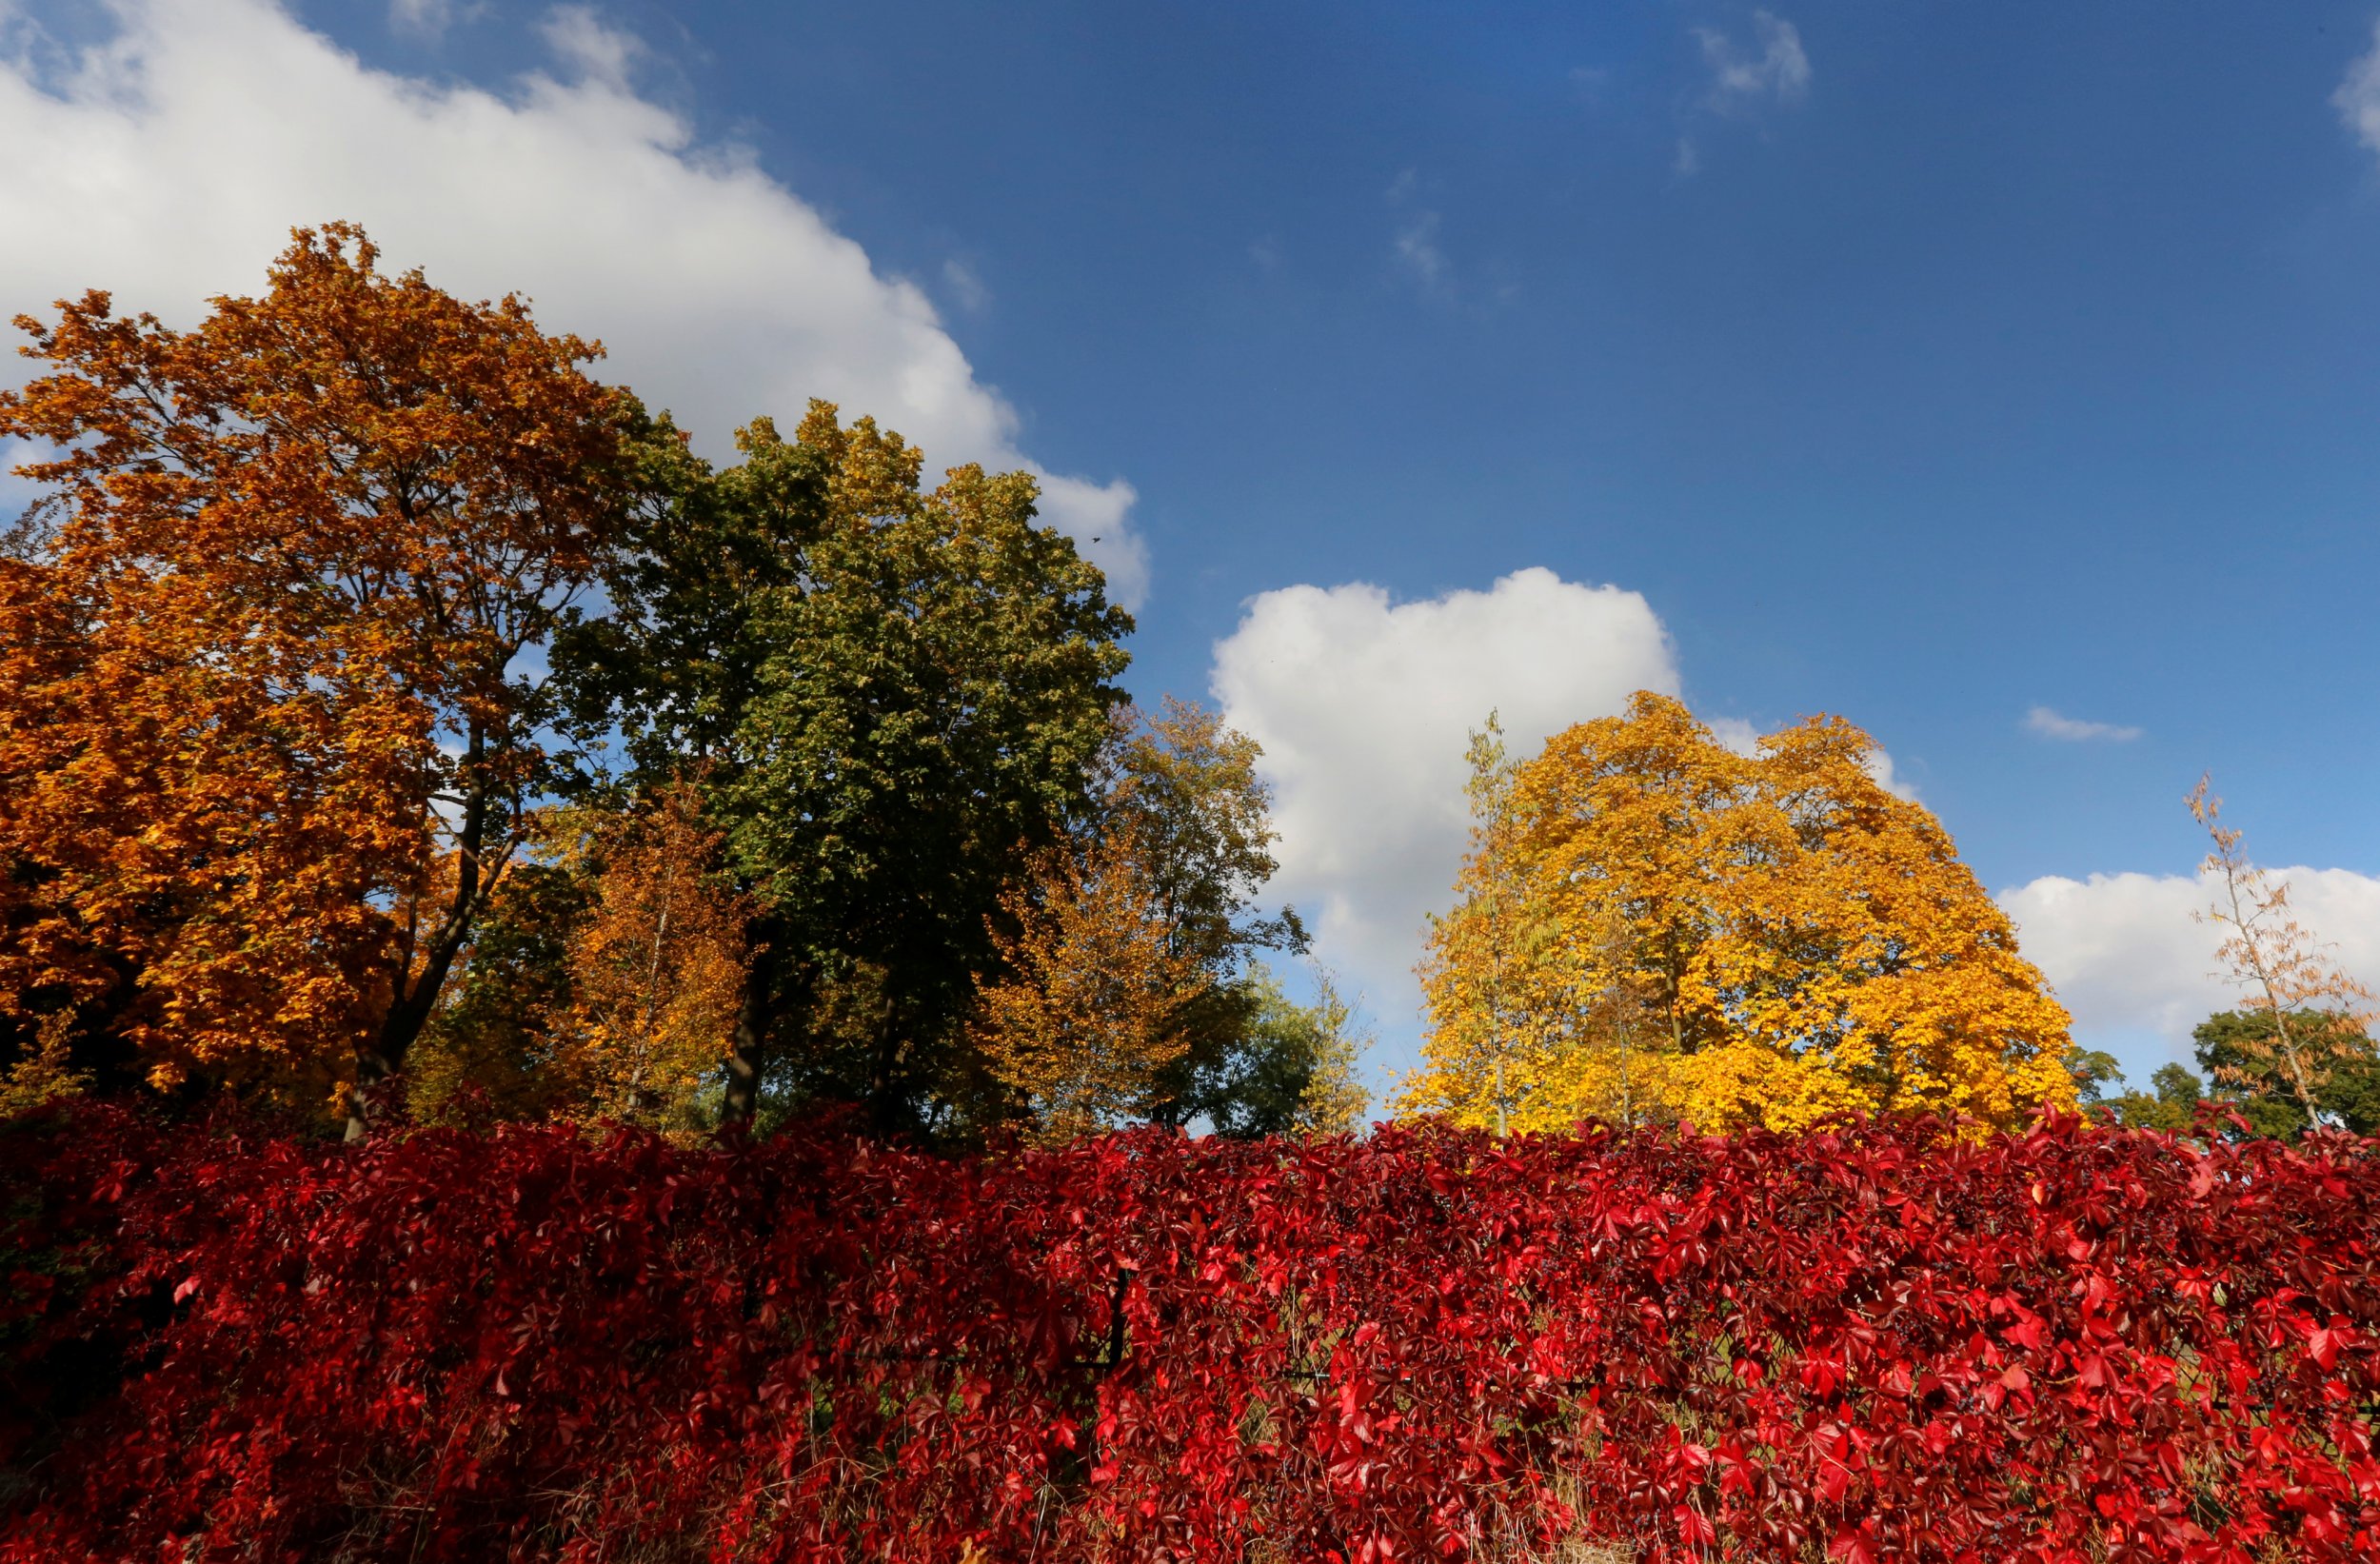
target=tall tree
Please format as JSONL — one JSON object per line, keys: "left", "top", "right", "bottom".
{"left": 565, "top": 404, "right": 1131, "bottom": 1136}
{"left": 0, "top": 225, "right": 629, "bottom": 1127}
{"left": 1400, "top": 693, "right": 2075, "bottom": 1134}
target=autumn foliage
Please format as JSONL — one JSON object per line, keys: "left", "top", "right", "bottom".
{"left": 13, "top": 224, "right": 2380, "bottom": 1564}
{"left": 545, "top": 791, "right": 747, "bottom": 1119}
{"left": 0, "top": 225, "right": 626, "bottom": 1115}
{"left": 4, "top": 1105, "right": 2378, "bottom": 1562}
{"left": 1404, "top": 695, "right": 2076, "bottom": 1136}
{"left": 972, "top": 827, "right": 1208, "bottom": 1142}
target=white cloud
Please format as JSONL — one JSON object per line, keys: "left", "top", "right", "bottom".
{"left": 2025, "top": 705, "right": 2144, "bottom": 742}
{"left": 2335, "top": 17, "right": 2380, "bottom": 157}
{"left": 1708, "top": 715, "right": 1761, "bottom": 755}
{"left": 1209, "top": 568, "right": 1679, "bottom": 1066}
{"left": 1673, "top": 136, "right": 1702, "bottom": 177}
{"left": 0, "top": 0, "right": 1147, "bottom": 604}
{"left": 536, "top": 4, "right": 637, "bottom": 87}
{"left": 1998, "top": 867, "right": 2380, "bottom": 1078}
{"left": 1695, "top": 10, "right": 1811, "bottom": 109}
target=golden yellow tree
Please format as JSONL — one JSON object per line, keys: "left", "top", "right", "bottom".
{"left": 1399, "top": 715, "right": 1573, "bottom": 1135}
{"left": 970, "top": 828, "right": 1208, "bottom": 1143}
{"left": 1400, "top": 692, "right": 2074, "bottom": 1134}
{"left": 2188, "top": 776, "right": 2374, "bottom": 1119}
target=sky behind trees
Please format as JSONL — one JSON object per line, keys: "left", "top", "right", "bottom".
{"left": 6, "top": 0, "right": 2380, "bottom": 1092}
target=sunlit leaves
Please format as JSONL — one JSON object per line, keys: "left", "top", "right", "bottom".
{"left": 1405, "top": 693, "right": 2076, "bottom": 1134}
{"left": 0, "top": 225, "right": 628, "bottom": 1110}
{"left": 6, "top": 1107, "right": 2379, "bottom": 1561}
{"left": 972, "top": 827, "right": 1207, "bottom": 1141}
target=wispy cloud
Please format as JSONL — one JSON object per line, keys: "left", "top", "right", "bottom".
{"left": 1392, "top": 211, "right": 1447, "bottom": 287}
{"left": 1695, "top": 10, "right": 1811, "bottom": 109}
{"left": 1383, "top": 168, "right": 1451, "bottom": 288}
{"left": 538, "top": 5, "right": 641, "bottom": 89}
{"left": 940, "top": 258, "right": 989, "bottom": 312}
{"left": 2025, "top": 706, "right": 2144, "bottom": 743}
{"left": 387, "top": 0, "right": 466, "bottom": 40}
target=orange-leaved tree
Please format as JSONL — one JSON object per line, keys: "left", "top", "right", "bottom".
{"left": 0, "top": 224, "right": 630, "bottom": 1127}
{"left": 969, "top": 827, "right": 1208, "bottom": 1143}
{"left": 1398, "top": 692, "right": 2075, "bottom": 1134}
{"left": 557, "top": 784, "right": 754, "bottom": 1129}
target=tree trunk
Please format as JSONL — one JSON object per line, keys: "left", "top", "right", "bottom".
{"left": 868, "top": 1010, "right": 911, "bottom": 1140}
{"left": 721, "top": 933, "right": 782, "bottom": 1131}
{"left": 346, "top": 746, "right": 502, "bottom": 1142}
{"left": 345, "top": 904, "right": 481, "bottom": 1141}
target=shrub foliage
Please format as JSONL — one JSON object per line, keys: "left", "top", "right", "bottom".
{"left": 4, "top": 1108, "right": 2378, "bottom": 1561}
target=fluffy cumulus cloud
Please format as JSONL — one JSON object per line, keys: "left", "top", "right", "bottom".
{"left": 1998, "top": 867, "right": 2380, "bottom": 1079}
{"left": 0, "top": 0, "right": 1147, "bottom": 603}
{"left": 1209, "top": 568, "right": 1679, "bottom": 1069}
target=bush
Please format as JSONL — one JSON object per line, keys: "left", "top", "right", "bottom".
{"left": 3, "top": 1103, "right": 2377, "bottom": 1561}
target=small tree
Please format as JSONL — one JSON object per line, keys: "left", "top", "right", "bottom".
{"left": 2188, "top": 777, "right": 2374, "bottom": 1123}
{"left": 1190, "top": 961, "right": 1373, "bottom": 1138}
{"left": 557, "top": 785, "right": 753, "bottom": 1130}
{"left": 1101, "top": 698, "right": 1310, "bottom": 1130}
{"left": 1290, "top": 967, "right": 1373, "bottom": 1137}
{"left": 970, "top": 829, "right": 1207, "bottom": 1143}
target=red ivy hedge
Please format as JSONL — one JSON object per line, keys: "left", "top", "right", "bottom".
{"left": 2, "top": 1105, "right": 2377, "bottom": 1562}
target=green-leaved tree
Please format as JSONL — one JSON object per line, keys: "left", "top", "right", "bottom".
{"left": 563, "top": 402, "right": 1131, "bottom": 1136}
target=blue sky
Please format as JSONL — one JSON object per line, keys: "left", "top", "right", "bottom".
{"left": 8, "top": 0, "right": 2380, "bottom": 1094}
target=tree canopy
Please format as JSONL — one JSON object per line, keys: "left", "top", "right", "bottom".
{"left": 1399, "top": 692, "right": 2076, "bottom": 1134}
{"left": 7, "top": 226, "right": 2253, "bottom": 1153}
{"left": 0, "top": 225, "right": 629, "bottom": 1127}
{"left": 564, "top": 403, "right": 1137, "bottom": 1135}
